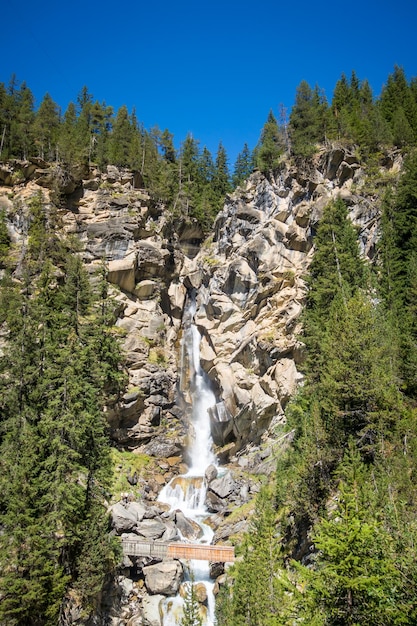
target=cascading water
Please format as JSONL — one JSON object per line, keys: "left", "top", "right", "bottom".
{"left": 158, "top": 293, "right": 217, "bottom": 625}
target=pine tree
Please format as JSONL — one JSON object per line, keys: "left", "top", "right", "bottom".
{"left": 74, "top": 86, "right": 94, "bottom": 163}
{"left": 180, "top": 574, "right": 203, "bottom": 626}
{"left": 159, "top": 128, "right": 176, "bottom": 163}
{"left": 379, "top": 152, "right": 417, "bottom": 395}
{"left": 232, "top": 142, "right": 254, "bottom": 187}
{"left": 89, "top": 100, "right": 113, "bottom": 166}
{"left": 330, "top": 73, "right": 352, "bottom": 140}
{"left": 289, "top": 82, "right": 327, "bottom": 156}
{"left": 33, "top": 93, "right": 60, "bottom": 161}
{"left": 256, "top": 110, "right": 283, "bottom": 172}
{"left": 127, "top": 114, "right": 144, "bottom": 171}
{"left": 213, "top": 141, "right": 231, "bottom": 197}
{"left": 15, "top": 82, "right": 35, "bottom": 159}
{"left": 107, "top": 104, "right": 133, "bottom": 166}
{"left": 380, "top": 66, "right": 417, "bottom": 146}
{"left": 58, "top": 101, "right": 78, "bottom": 164}
{"left": 198, "top": 146, "right": 215, "bottom": 184}
{"left": 221, "top": 486, "right": 287, "bottom": 626}
{"left": 303, "top": 197, "right": 365, "bottom": 376}
{"left": 315, "top": 292, "right": 403, "bottom": 450}
{"left": 0, "top": 205, "right": 122, "bottom": 623}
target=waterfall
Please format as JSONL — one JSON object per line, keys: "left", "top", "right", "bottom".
{"left": 158, "top": 292, "right": 217, "bottom": 625}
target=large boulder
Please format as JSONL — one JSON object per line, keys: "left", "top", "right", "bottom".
{"left": 135, "top": 518, "right": 167, "bottom": 540}
{"left": 174, "top": 511, "right": 203, "bottom": 541}
{"left": 125, "top": 501, "right": 147, "bottom": 522}
{"left": 143, "top": 561, "right": 183, "bottom": 596}
{"left": 110, "top": 503, "right": 139, "bottom": 533}
{"left": 208, "top": 472, "right": 237, "bottom": 499}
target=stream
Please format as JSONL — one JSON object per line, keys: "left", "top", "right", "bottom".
{"left": 157, "top": 294, "right": 218, "bottom": 625}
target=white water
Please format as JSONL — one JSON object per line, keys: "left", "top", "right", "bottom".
{"left": 158, "top": 294, "right": 217, "bottom": 625}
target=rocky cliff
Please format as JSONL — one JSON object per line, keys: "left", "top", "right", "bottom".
{"left": 0, "top": 147, "right": 401, "bottom": 624}
{"left": 180, "top": 147, "right": 396, "bottom": 456}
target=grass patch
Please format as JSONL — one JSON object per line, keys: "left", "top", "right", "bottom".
{"left": 110, "top": 448, "right": 155, "bottom": 502}
{"left": 226, "top": 498, "right": 256, "bottom": 525}
{"left": 148, "top": 347, "right": 168, "bottom": 366}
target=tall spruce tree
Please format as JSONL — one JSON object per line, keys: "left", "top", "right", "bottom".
{"left": 213, "top": 142, "right": 231, "bottom": 197}
{"left": 379, "top": 152, "right": 417, "bottom": 395}
{"left": 33, "top": 93, "right": 60, "bottom": 161}
{"left": 289, "top": 82, "right": 327, "bottom": 156}
{"left": 303, "top": 197, "right": 365, "bottom": 378}
{"left": 232, "top": 142, "right": 254, "bottom": 187}
{"left": 380, "top": 66, "right": 417, "bottom": 146}
{"left": 107, "top": 104, "right": 133, "bottom": 167}
{"left": 256, "top": 110, "right": 283, "bottom": 173}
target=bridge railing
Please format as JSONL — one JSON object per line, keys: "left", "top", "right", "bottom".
{"left": 121, "top": 538, "right": 235, "bottom": 562}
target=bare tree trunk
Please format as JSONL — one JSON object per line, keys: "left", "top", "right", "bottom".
{"left": 0, "top": 125, "right": 6, "bottom": 157}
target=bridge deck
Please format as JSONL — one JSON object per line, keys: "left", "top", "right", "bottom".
{"left": 121, "top": 539, "right": 235, "bottom": 562}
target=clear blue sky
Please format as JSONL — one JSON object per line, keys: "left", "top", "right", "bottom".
{"left": 1, "top": 0, "right": 416, "bottom": 166}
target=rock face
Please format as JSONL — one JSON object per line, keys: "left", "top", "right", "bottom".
{"left": 0, "top": 149, "right": 395, "bottom": 460}
{"left": 169, "top": 148, "right": 388, "bottom": 454}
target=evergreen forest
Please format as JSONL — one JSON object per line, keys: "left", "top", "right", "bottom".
{"left": 1, "top": 65, "right": 417, "bottom": 625}
{"left": 1, "top": 66, "right": 417, "bottom": 229}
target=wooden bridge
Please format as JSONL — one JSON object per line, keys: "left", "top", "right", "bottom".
{"left": 121, "top": 538, "right": 235, "bottom": 562}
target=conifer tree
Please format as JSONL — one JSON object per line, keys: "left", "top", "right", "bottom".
{"left": 180, "top": 576, "right": 203, "bottom": 626}
{"left": 33, "top": 93, "right": 61, "bottom": 161}
{"left": 256, "top": 110, "right": 283, "bottom": 172}
{"left": 74, "top": 86, "right": 94, "bottom": 162}
{"left": 379, "top": 152, "right": 417, "bottom": 396}
{"left": 198, "top": 146, "right": 215, "bottom": 184}
{"left": 289, "top": 82, "right": 327, "bottom": 156}
{"left": 219, "top": 486, "right": 286, "bottom": 626}
{"left": 1, "top": 79, "right": 36, "bottom": 159}
{"left": 380, "top": 66, "right": 417, "bottom": 147}
{"left": 315, "top": 292, "right": 402, "bottom": 450}
{"left": 107, "top": 104, "right": 133, "bottom": 167}
{"left": 89, "top": 100, "right": 113, "bottom": 166}
{"left": 213, "top": 141, "right": 231, "bottom": 197}
{"left": 139, "top": 128, "right": 162, "bottom": 193}
{"left": 303, "top": 197, "right": 365, "bottom": 376}
{"left": 127, "top": 114, "right": 144, "bottom": 172}
{"left": 159, "top": 128, "right": 176, "bottom": 163}
{"left": 232, "top": 142, "right": 254, "bottom": 187}
{"left": 58, "top": 101, "right": 78, "bottom": 164}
